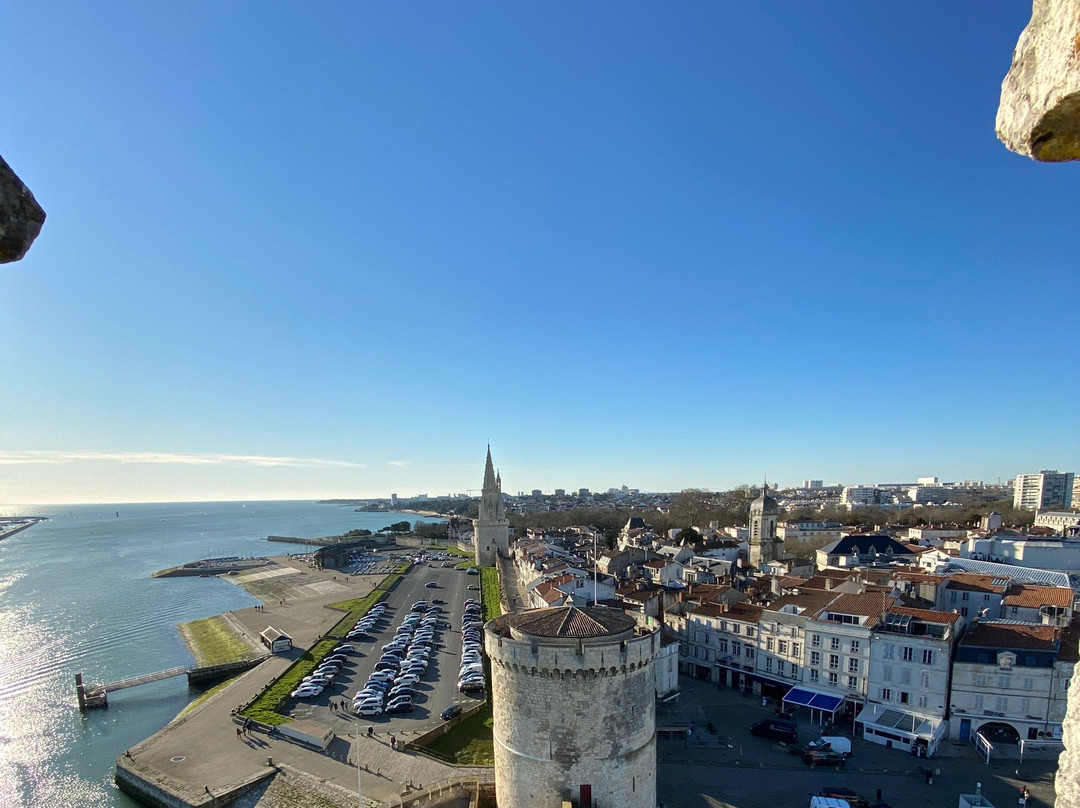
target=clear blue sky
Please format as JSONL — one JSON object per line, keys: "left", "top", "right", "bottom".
{"left": 1, "top": 2, "right": 1076, "bottom": 504}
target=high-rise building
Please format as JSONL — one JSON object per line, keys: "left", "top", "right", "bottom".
{"left": 1013, "top": 470, "right": 1075, "bottom": 511}
{"left": 473, "top": 445, "right": 510, "bottom": 565}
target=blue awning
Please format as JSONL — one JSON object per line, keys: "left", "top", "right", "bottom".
{"left": 783, "top": 686, "right": 844, "bottom": 714}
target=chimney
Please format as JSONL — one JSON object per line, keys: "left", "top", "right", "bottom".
{"left": 825, "top": 578, "right": 833, "bottom": 591}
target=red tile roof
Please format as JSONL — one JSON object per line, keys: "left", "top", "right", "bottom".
{"left": 1003, "top": 585, "right": 1075, "bottom": 609}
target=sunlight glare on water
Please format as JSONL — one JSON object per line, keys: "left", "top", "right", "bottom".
{"left": 0, "top": 501, "right": 425, "bottom": 807}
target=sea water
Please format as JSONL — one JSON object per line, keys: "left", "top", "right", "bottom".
{"left": 0, "top": 501, "right": 436, "bottom": 808}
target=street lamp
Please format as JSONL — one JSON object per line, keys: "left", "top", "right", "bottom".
{"left": 353, "top": 730, "right": 363, "bottom": 808}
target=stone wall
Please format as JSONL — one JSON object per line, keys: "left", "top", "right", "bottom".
{"left": 1057, "top": 636, "right": 1080, "bottom": 808}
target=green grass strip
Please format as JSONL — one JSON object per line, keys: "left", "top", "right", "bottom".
{"left": 480, "top": 567, "right": 502, "bottom": 621}
{"left": 428, "top": 544, "right": 473, "bottom": 558}
{"left": 180, "top": 615, "right": 258, "bottom": 667}
{"left": 422, "top": 703, "right": 495, "bottom": 766}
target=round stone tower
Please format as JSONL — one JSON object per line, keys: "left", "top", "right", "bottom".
{"left": 485, "top": 606, "right": 657, "bottom": 808}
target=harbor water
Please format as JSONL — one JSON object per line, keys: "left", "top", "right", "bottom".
{"left": 0, "top": 501, "right": 437, "bottom": 808}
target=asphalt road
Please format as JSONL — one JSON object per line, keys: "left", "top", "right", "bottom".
{"left": 288, "top": 552, "right": 485, "bottom": 737}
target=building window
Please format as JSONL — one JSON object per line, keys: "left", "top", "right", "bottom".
{"left": 745, "top": 647, "right": 754, "bottom": 660}
{"left": 720, "top": 621, "right": 727, "bottom": 632}
{"left": 848, "top": 676, "right": 858, "bottom": 690}
{"left": 950, "top": 591, "right": 957, "bottom": 603}
{"left": 791, "top": 665, "right": 799, "bottom": 678}
{"left": 1020, "top": 698, "right": 1030, "bottom": 716}
{"left": 812, "top": 634, "right": 821, "bottom": 648}
{"left": 830, "top": 637, "right": 840, "bottom": 650}
{"left": 900, "top": 691, "right": 909, "bottom": 704}
{"left": 850, "top": 640, "right": 860, "bottom": 653}
{"left": 960, "top": 607, "right": 968, "bottom": 617}
{"left": 1023, "top": 677, "right": 1034, "bottom": 691}
{"left": 998, "top": 675, "right": 1011, "bottom": 689}
{"left": 778, "top": 660, "right": 786, "bottom": 676}
{"left": 881, "top": 687, "right": 892, "bottom": 701}
{"left": 922, "top": 649, "right": 934, "bottom": 665}
{"left": 792, "top": 643, "right": 800, "bottom": 657}
{"left": 829, "top": 654, "right": 839, "bottom": 670}
{"left": 679, "top": 642, "right": 688, "bottom": 657}
{"left": 828, "top": 672, "right": 838, "bottom": 686}
{"left": 848, "top": 658, "right": 859, "bottom": 673}
{"left": 974, "top": 694, "right": 984, "bottom": 711}
{"left": 767, "top": 638, "right": 774, "bottom": 651}
{"left": 975, "top": 674, "right": 989, "bottom": 687}
{"left": 920, "top": 671, "right": 930, "bottom": 689}
{"left": 902, "top": 647, "right": 913, "bottom": 662}
{"left": 882, "top": 643, "right": 895, "bottom": 660}
{"left": 810, "top": 651, "right": 820, "bottom": 666}
{"left": 765, "top": 658, "right": 773, "bottom": 672}
{"left": 778, "top": 640, "right": 788, "bottom": 655}
{"left": 732, "top": 624, "right": 740, "bottom": 634}
{"left": 810, "top": 669, "right": 820, "bottom": 682}
{"left": 996, "top": 696, "right": 1008, "bottom": 713}
{"left": 918, "top": 694, "right": 928, "bottom": 709}
{"left": 718, "top": 639, "right": 728, "bottom": 653}
{"left": 746, "top": 627, "right": 755, "bottom": 638}
{"left": 882, "top": 664, "right": 893, "bottom": 682}
{"left": 962, "top": 592, "right": 969, "bottom": 601}
{"left": 732, "top": 641, "right": 741, "bottom": 656}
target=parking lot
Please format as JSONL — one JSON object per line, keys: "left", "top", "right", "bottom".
{"left": 284, "top": 553, "right": 487, "bottom": 737}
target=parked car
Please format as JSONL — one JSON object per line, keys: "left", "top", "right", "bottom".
{"left": 750, "top": 718, "right": 798, "bottom": 742}
{"left": 802, "top": 748, "right": 846, "bottom": 769}
{"left": 355, "top": 704, "right": 383, "bottom": 717}
{"left": 441, "top": 704, "right": 463, "bottom": 721}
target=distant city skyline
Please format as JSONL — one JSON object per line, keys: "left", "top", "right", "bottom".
{"left": 2, "top": 4, "right": 1077, "bottom": 507}
{"left": 0, "top": 444, "right": 1055, "bottom": 506}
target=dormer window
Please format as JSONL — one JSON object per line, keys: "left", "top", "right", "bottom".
{"left": 998, "top": 652, "right": 1016, "bottom": 669}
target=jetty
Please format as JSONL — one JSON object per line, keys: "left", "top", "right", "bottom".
{"left": 0, "top": 516, "right": 47, "bottom": 541}
{"left": 151, "top": 556, "right": 272, "bottom": 578}
{"left": 76, "top": 657, "right": 266, "bottom": 710}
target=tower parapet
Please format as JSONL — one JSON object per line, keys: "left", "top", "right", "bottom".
{"left": 485, "top": 606, "right": 657, "bottom": 808}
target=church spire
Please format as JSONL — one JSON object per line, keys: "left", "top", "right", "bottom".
{"left": 483, "top": 444, "right": 498, "bottom": 492}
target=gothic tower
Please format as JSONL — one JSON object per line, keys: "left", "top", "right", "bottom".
{"left": 474, "top": 445, "right": 510, "bottom": 566}
{"left": 748, "top": 480, "right": 781, "bottom": 569}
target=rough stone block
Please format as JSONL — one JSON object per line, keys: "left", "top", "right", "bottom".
{"left": 996, "top": 0, "right": 1080, "bottom": 161}
{"left": 0, "top": 154, "right": 46, "bottom": 263}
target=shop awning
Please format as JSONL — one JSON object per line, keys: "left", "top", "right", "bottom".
{"left": 783, "top": 686, "right": 844, "bottom": 714}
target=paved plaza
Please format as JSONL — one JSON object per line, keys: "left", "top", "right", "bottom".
{"left": 655, "top": 677, "right": 1059, "bottom": 808}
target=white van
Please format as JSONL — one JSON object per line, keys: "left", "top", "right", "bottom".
{"left": 809, "top": 798, "right": 850, "bottom": 808}
{"left": 808, "top": 736, "right": 852, "bottom": 757}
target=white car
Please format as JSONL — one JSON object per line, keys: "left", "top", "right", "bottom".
{"left": 291, "top": 685, "right": 323, "bottom": 698}
{"left": 395, "top": 673, "right": 420, "bottom": 686}
{"left": 355, "top": 704, "right": 383, "bottom": 716}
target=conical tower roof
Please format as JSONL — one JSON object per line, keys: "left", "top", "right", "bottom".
{"left": 483, "top": 444, "right": 498, "bottom": 492}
